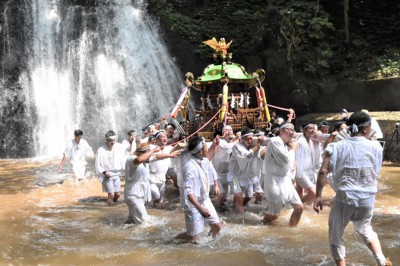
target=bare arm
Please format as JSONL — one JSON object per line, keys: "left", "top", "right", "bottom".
{"left": 58, "top": 154, "right": 67, "bottom": 172}
{"left": 323, "top": 131, "right": 338, "bottom": 149}
{"left": 313, "top": 153, "right": 331, "bottom": 213}
{"left": 252, "top": 135, "right": 264, "bottom": 154}
{"left": 152, "top": 148, "right": 182, "bottom": 160}
{"left": 287, "top": 108, "right": 295, "bottom": 123}
{"left": 213, "top": 180, "right": 220, "bottom": 195}
{"left": 133, "top": 146, "right": 161, "bottom": 165}
{"left": 206, "top": 137, "right": 219, "bottom": 160}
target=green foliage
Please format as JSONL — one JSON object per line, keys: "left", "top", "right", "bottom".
{"left": 252, "top": 0, "right": 335, "bottom": 78}
{"left": 147, "top": 0, "right": 270, "bottom": 62}
{"left": 147, "top": 0, "right": 400, "bottom": 81}
{"left": 373, "top": 49, "right": 400, "bottom": 78}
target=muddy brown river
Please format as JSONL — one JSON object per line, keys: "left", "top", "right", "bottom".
{"left": 0, "top": 159, "right": 398, "bottom": 265}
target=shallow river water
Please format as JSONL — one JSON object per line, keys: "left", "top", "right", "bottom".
{"left": 0, "top": 159, "right": 399, "bottom": 266}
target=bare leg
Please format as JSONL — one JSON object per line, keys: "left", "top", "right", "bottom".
{"left": 113, "top": 192, "right": 120, "bottom": 202}
{"left": 214, "top": 192, "right": 226, "bottom": 211}
{"left": 301, "top": 186, "right": 316, "bottom": 205}
{"left": 107, "top": 193, "right": 114, "bottom": 206}
{"left": 170, "top": 174, "right": 178, "bottom": 188}
{"left": 296, "top": 183, "right": 304, "bottom": 200}
{"left": 365, "top": 236, "right": 392, "bottom": 266}
{"left": 243, "top": 196, "right": 251, "bottom": 207}
{"left": 254, "top": 192, "right": 263, "bottom": 204}
{"left": 175, "top": 232, "right": 196, "bottom": 242}
{"left": 233, "top": 193, "right": 244, "bottom": 213}
{"left": 334, "top": 259, "right": 346, "bottom": 266}
{"left": 289, "top": 203, "right": 304, "bottom": 226}
{"left": 208, "top": 223, "right": 222, "bottom": 238}
{"left": 153, "top": 199, "right": 162, "bottom": 208}
{"left": 262, "top": 213, "right": 279, "bottom": 224}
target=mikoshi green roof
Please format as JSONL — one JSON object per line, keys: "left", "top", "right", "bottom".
{"left": 194, "top": 63, "right": 255, "bottom": 85}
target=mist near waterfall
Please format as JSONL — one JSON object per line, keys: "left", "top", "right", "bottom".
{"left": 2, "top": 0, "right": 182, "bottom": 157}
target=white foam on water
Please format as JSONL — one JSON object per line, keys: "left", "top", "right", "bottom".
{"left": 13, "top": 0, "right": 182, "bottom": 157}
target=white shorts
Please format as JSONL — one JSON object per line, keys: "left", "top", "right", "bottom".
{"left": 232, "top": 176, "right": 263, "bottom": 197}
{"left": 184, "top": 198, "right": 220, "bottom": 236}
{"left": 102, "top": 176, "right": 121, "bottom": 193}
{"left": 266, "top": 185, "right": 302, "bottom": 215}
{"left": 296, "top": 171, "right": 316, "bottom": 189}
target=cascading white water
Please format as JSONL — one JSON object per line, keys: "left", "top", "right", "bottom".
{"left": 16, "top": 0, "right": 182, "bottom": 157}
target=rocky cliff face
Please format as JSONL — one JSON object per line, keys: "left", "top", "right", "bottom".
{"left": 1, "top": 1, "right": 34, "bottom": 157}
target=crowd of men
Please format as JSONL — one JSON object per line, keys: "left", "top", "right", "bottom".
{"left": 57, "top": 109, "right": 391, "bottom": 266}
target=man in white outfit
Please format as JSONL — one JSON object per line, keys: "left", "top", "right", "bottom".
{"left": 95, "top": 130, "right": 126, "bottom": 206}
{"left": 209, "top": 125, "right": 239, "bottom": 211}
{"left": 229, "top": 128, "right": 264, "bottom": 213}
{"left": 124, "top": 143, "right": 161, "bottom": 224}
{"left": 58, "top": 129, "right": 94, "bottom": 180}
{"left": 314, "top": 111, "right": 391, "bottom": 266}
{"left": 295, "top": 122, "right": 321, "bottom": 204}
{"left": 175, "top": 136, "right": 222, "bottom": 242}
{"left": 263, "top": 122, "right": 303, "bottom": 226}
{"left": 148, "top": 131, "right": 181, "bottom": 208}
{"left": 121, "top": 129, "right": 138, "bottom": 164}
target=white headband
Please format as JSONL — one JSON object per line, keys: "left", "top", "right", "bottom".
{"left": 190, "top": 142, "right": 203, "bottom": 154}
{"left": 154, "top": 131, "right": 165, "bottom": 139}
{"left": 349, "top": 119, "right": 371, "bottom": 134}
{"left": 106, "top": 135, "right": 117, "bottom": 140}
{"left": 241, "top": 132, "right": 253, "bottom": 138}
{"left": 280, "top": 123, "right": 294, "bottom": 129}
{"left": 303, "top": 123, "right": 315, "bottom": 130}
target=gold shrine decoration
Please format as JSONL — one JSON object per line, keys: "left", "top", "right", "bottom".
{"left": 203, "top": 37, "right": 233, "bottom": 55}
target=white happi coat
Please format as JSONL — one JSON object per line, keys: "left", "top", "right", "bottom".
{"left": 148, "top": 145, "right": 173, "bottom": 184}
{"left": 212, "top": 138, "right": 236, "bottom": 182}
{"left": 95, "top": 143, "right": 125, "bottom": 183}
{"left": 124, "top": 155, "right": 152, "bottom": 201}
{"left": 325, "top": 137, "right": 383, "bottom": 204}
{"left": 63, "top": 138, "right": 94, "bottom": 178}
{"left": 263, "top": 136, "right": 297, "bottom": 203}
{"left": 229, "top": 142, "right": 259, "bottom": 187}
{"left": 182, "top": 156, "right": 211, "bottom": 212}
{"left": 295, "top": 135, "right": 321, "bottom": 183}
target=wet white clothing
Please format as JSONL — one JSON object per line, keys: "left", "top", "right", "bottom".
{"left": 324, "top": 136, "right": 383, "bottom": 261}
{"left": 148, "top": 145, "right": 173, "bottom": 184}
{"left": 371, "top": 117, "right": 383, "bottom": 139}
{"left": 212, "top": 138, "right": 236, "bottom": 182}
{"left": 173, "top": 151, "right": 191, "bottom": 187}
{"left": 229, "top": 142, "right": 260, "bottom": 189}
{"left": 263, "top": 136, "right": 301, "bottom": 214}
{"left": 63, "top": 138, "right": 94, "bottom": 179}
{"left": 121, "top": 139, "right": 136, "bottom": 164}
{"left": 295, "top": 135, "right": 321, "bottom": 188}
{"left": 202, "top": 157, "right": 218, "bottom": 186}
{"left": 325, "top": 137, "right": 383, "bottom": 203}
{"left": 124, "top": 155, "right": 151, "bottom": 224}
{"left": 181, "top": 155, "right": 220, "bottom": 236}
{"left": 95, "top": 143, "right": 125, "bottom": 184}
{"left": 182, "top": 157, "right": 211, "bottom": 212}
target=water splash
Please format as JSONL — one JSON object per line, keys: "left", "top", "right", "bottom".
{"left": 6, "top": 0, "right": 182, "bottom": 157}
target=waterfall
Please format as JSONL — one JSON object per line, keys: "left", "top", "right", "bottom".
{"left": 2, "top": 0, "right": 182, "bottom": 157}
